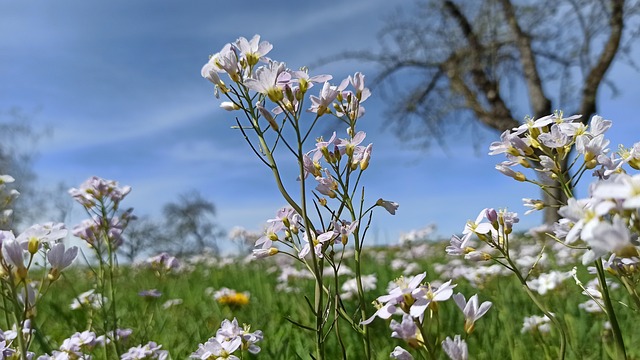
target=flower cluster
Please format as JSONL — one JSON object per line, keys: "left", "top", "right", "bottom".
{"left": 363, "top": 272, "right": 491, "bottom": 359}
{"left": 201, "top": 34, "right": 400, "bottom": 359}
{"left": 451, "top": 112, "right": 640, "bottom": 358}
{"left": 38, "top": 331, "right": 107, "bottom": 360}
{"left": 191, "top": 318, "right": 263, "bottom": 360}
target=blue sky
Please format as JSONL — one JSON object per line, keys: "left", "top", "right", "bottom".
{"left": 3, "top": 1, "right": 640, "bottom": 248}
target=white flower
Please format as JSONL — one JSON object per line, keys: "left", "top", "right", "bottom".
{"left": 521, "top": 314, "right": 551, "bottom": 334}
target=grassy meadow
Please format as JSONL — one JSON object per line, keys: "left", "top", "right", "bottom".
{"left": 25, "top": 238, "right": 639, "bottom": 359}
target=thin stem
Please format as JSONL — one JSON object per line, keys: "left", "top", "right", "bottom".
{"left": 503, "top": 253, "right": 566, "bottom": 360}
{"left": 595, "top": 261, "right": 627, "bottom": 359}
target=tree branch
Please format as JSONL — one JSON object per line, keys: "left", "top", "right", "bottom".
{"left": 498, "top": 0, "right": 552, "bottom": 118}
{"left": 443, "top": 0, "right": 519, "bottom": 131}
{"left": 578, "top": 0, "right": 624, "bottom": 121}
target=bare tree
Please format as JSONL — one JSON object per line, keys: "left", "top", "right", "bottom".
{"left": 162, "top": 190, "right": 223, "bottom": 255}
{"left": 118, "top": 216, "right": 170, "bottom": 262}
{"left": 338, "top": 0, "right": 639, "bottom": 223}
{"left": 0, "top": 108, "right": 47, "bottom": 230}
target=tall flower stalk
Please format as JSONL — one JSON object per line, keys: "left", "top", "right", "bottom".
{"left": 201, "top": 35, "right": 394, "bottom": 359}
{"left": 70, "top": 176, "right": 135, "bottom": 358}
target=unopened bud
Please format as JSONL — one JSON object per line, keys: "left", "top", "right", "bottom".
{"left": 319, "top": 198, "right": 327, "bottom": 206}
{"left": 514, "top": 172, "right": 526, "bottom": 182}
{"left": 256, "top": 103, "right": 279, "bottom": 131}
{"left": 28, "top": 238, "right": 39, "bottom": 255}
{"left": 629, "top": 159, "right": 640, "bottom": 170}
{"left": 220, "top": 101, "right": 240, "bottom": 111}
{"left": 517, "top": 157, "right": 531, "bottom": 168}
{"left": 285, "top": 86, "right": 295, "bottom": 103}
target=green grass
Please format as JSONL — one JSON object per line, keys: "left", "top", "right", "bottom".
{"left": 18, "top": 241, "right": 640, "bottom": 359}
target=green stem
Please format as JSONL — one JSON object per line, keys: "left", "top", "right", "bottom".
{"left": 505, "top": 255, "right": 566, "bottom": 360}
{"left": 595, "top": 261, "right": 627, "bottom": 359}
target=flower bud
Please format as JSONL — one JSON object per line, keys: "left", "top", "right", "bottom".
{"left": 220, "top": 102, "right": 240, "bottom": 111}
{"left": 28, "top": 238, "right": 39, "bottom": 255}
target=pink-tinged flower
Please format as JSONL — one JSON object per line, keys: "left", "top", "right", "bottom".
{"left": 69, "top": 176, "right": 131, "bottom": 208}
{"left": 298, "top": 231, "right": 333, "bottom": 259}
{"left": 446, "top": 233, "right": 473, "bottom": 256}
{"left": 268, "top": 207, "right": 301, "bottom": 232}
{"left": 335, "top": 220, "right": 358, "bottom": 245}
{"left": 121, "top": 341, "right": 169, "bottom": 360}
{"left": 215, "top": 318, "right": 263, "bottom": 355}
{"left": 361, "top": 272, "right": 427, "bottom": 325}
{"left": 190, "top": 337, "right": 241, "bottom": 360}
{"left": 292, "top": 70, "right": 332, "bottom": 93}
{"left": 299, "top": 151, "right": 322, "bottom": 180}
{"left": 18, "top": 222, "right": 67, "bottom": 254}
{"left": 576, "top": 134, "right": 610, "bottom": 163}
{"left": 308, "top": 82, "right": 345, "bottom": 116}
{"left": 146, "top": 252, "right": 180, "bottom": 271}
{"left": 348, "top": 72, "right": 371, "bottom": 101}
{"left": 410, "top": 279, "right": 456, "bottom": 317}
{"left": 2, "top": 238, "right": 27, "bottom": 277}
{"left": 453, "top": 293, "right": 492, "bottom": 334}
{"left": 314, "top": 132, "right": 337, "bottom": 155}
{"left": 245, "top": 61, "right": 287, "bottom": 102}
{"left": 213, "top": 44, "right": 241, "bottom": 82}
{"left": 234, "top": 35, "right": 272, "bottom": 66}
{"left": 390, "top": 346, "right": 414, "bottom": 360}
{"left": 201, "top": 45, "right": 234, "bottom": 93}
{"left": 462, "top": 209, "right": 493, "bottom": 237}
{"left": 495, "top": 161, "right": 526, "bottom": 181}
{"left": 498, "top": 209, "right": 519, "bottom": 233}
{"left": 315, "top": 171, "right": 338, "bottom": 198}
{"left": 255, "top": 221, "right": 285, "bottom": 249}
{"left": 390, "top": 314, "right": 419, "bottom": 346}
{"left": 47, "top": 243, "right": 78, "bottom": 280}
{"left": 489, "top": 130, "right": 532, "bottom": 156}
{"left": 376, "top": 198, "right": 399, "bottom": 215}
{"left": 538, "top": 124, "right": 571, "bottom": 148}
{"left": 336, "top": 131, "right": 366, "bottom": 157}
{"left": 353, "top": 143, "right": 373, "bottom": 170}
{"left": 442, "top": 335, "right": 468, "bottom": 360}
